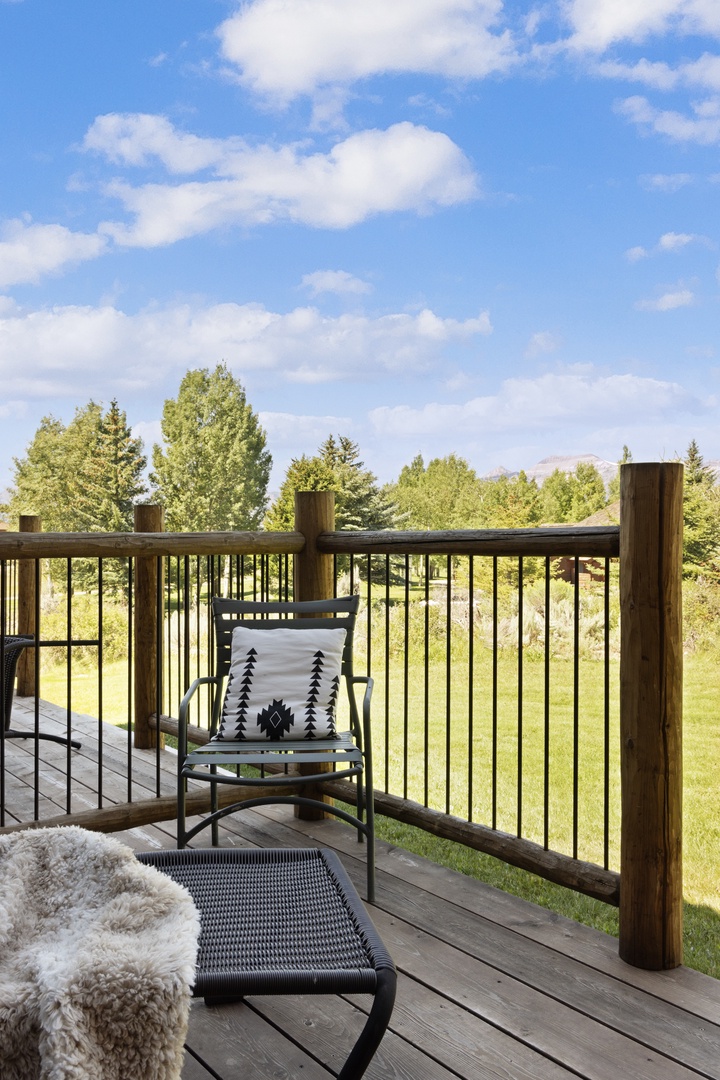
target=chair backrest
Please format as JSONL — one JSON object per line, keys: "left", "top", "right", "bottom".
{"left": 210, "top": 596, "right": 361, "bottom": 735}
{"left": 1, "top": 636, "right": 34, "bottom": 730}
{"left": 212, "top": 595, "right": 360, "bottom": 679}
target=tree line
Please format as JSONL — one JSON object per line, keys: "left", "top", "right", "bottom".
{"left": 4, "top": 363, "right": 720, "bottom": 581}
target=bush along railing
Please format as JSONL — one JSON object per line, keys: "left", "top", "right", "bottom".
{"left": 0, "top": 464, "right": 683, "bottom": 970}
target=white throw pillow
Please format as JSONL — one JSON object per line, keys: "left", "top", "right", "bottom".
{"left": 214, "top": 625, "right": 347, "bottom": 741}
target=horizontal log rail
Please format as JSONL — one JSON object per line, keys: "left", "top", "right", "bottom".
{"left": 0, "top": 781, "right": 302, "bottom": 837}
{"left": 0, "top": 525, "right": 619, "bottom": 561}
{"left": 318, "top": 525, "right": 620, "bottom": 558}
{"left": 0, "top": 530, "right": 305, "bottom": 559}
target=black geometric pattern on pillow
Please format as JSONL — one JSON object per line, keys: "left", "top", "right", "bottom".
{"left": 213, "top": 625, "right": 346, "bottom": 742}
{"left": 257, "top": 698, "right": 295, "bottom": 737}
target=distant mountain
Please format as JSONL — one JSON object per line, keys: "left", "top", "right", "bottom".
{"left": 525, "top": 454, "right": 617, "bottom": 486}
{"left": 483, "top": 454, "right": 617, "bottom": 486}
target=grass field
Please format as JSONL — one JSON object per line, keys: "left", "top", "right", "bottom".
{"left": 37, "top": 649, "right": 720, "bottom": 977}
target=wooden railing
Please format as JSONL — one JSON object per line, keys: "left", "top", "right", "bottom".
{"left": 0, "top": 463, "right": 683, "bottom": 970}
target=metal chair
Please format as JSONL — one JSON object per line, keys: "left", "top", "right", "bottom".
{"left": 1, "top": 635, "right": 81, "bottom": 748}
{"left": 138, "top": 847, "right": 396, "bottom": 1080}
{"left": 177, "top": 595, "right": 376, "bottom": 901}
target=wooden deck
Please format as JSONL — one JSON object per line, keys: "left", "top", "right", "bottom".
{"left": 3, "top": 698, "right": 720, "bottom": 1080}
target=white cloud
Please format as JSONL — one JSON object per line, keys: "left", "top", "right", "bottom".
{"left": 626, "top": 231, "right": 712, "bottom": 260}
{"left": 368, "top": 372, "right": 699, "bottom": 438}
{"left": 83, "top": 113, "right": 243, "bottom": 174}
{"left": 598, "top": 53, "right": 720, "bottom": 92}
{"left": 524, "top": 331, "right": 561, "bottom": 357}
{"left": 216, "top": 0, "right": 518, "bottom": 104}
{"left": 301, "top": 270, "right": 373, "bottom": 296}
{"left": 658, "top": 230, "right": 710, "bottom": 251}
{"left": 259, "top": 411, "right": 352, "bottom": 446}
{"left": 0, "top": 219, "right": 106, "bottom": 288}
{"left": 90, "top": 118, "right": 478, "bottom": 245}
{"left": 635, "top": 288, "right": 695, "bottom": 310}
{"left": 0, "top": 299, "right": 492, "bottom": 397}
{"left": 617, "top": 94, "right": 720, "bottom": 144}
{"left": 563, "top": 0, "right": 720, "bottom": 53}
{"left": 131, "top": 418, "right": 162, "bottom": 450}
{"left": 639, "top": 172, "right": 693, "bottom": 191}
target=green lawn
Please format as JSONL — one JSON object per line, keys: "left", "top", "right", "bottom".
{"left": 36, "top": 649, "right": 720, "bottom": 977}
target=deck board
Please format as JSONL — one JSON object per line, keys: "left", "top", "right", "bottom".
{"left": 3, "top": 698, "right": 720, "bottom": 1080}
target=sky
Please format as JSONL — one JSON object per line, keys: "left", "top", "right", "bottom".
{"left": 1, "top": 0, "right": 719, "bottom": 498}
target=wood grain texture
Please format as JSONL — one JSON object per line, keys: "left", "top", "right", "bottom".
{"left": 619, "top": 463, "right": 684, "bottom": 969}
{"left": 317, "top": 525, "right": 620, "bottom": 557}
{"left": 0, "top": 530, "right": 304, "bottom": 559}
{"left": 293, "top": 490, "right": 336, "bottom": 818}
{"left": 15, "top": 515, "right": 41, "bottom": 696}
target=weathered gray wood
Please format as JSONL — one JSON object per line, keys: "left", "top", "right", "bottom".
{"left": 180, "top": 1046, "right": 219, "bottom": 1080}
{"left": 5, "top": 705, "right": 720, "bottom": 1080}
{"left": 247, "top": 802, "right": 720, "bottom": 1022}
{"left": 0, "top": 530, "right": 305, "bottom": 559}
{"left": 317, "top": 525, "right": 620, "bottom": 557}
{"left": 185, "top": 999, "right": 332, "bottom": 1080}
{"left": 255, "top": 980, "right": 577, "bottom": 1080}
{"left": 619, "top": 462, "right": 684, "bottom": 969}
{"left": 369, "top": 911, "right": 703, "bottom": 1080}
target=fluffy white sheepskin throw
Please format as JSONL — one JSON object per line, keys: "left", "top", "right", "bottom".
{"left": 0, "top": 827, "right": 200, "bottom": 1080}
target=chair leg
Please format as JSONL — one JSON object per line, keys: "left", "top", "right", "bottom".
{"left": 210, "top": 767, "right": 219, "bottom": 846}
{"left": 177, "top": 770, "right": 187, "bottom": 849}
{"left": 337, "top": 968, "right": 396, "bottom": 1080}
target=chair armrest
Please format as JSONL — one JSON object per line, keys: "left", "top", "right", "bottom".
{"left": 350, "top": 675, "right": 374, "bottom": 765}
{"left": 179, "top": 676, "right": 222, "bottom": 757}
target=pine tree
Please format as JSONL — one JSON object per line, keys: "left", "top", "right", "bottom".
{"left": 11, "top": 402, "right": 147, "bottom": 533}
{"left": 607, "top": 445, "right": 632, "bottom": 502}
{"left": 264, "top": 455, "right": 336, "bottom": 532}
{"left": 683, "top": 440, "right": 720, "bottom": 578}
{"left": 75, "top": 400, "right": 147, "bottom": 532}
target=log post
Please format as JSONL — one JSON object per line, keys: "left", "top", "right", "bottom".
{"left": 294, "top": 490, "right": 336, "bottom": 818}
{"left": 619, "top": 462, "right": 683, "bottom": 969}
{"left": 16, "top": 515, "right": 41, "bottom": 696}
{"left": 134, "top": 504, "right": 164, "bottom": 750}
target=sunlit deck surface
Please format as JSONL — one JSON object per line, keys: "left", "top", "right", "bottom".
{"left": 3, "top": 697, "right": 720, "bottom": 1080}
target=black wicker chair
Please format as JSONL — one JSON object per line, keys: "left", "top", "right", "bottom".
{"left": 138, "top": 847, "right": 396, "bottom": 1080}
{"left": 2, "top": 635, "right": 81, "bottom": 748}
{"left": 177, "top": 595, "right": 375, "bottom": 902}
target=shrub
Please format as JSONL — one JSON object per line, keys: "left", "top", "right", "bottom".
{"left": 39, "top": 594, "right": 129, "bottom": 667}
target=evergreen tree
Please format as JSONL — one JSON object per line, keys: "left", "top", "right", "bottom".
{"left": 265, "top": 436, "right": 396, "bottom": 532}
{"left": 318, "top": 435, "right": 396, "bottom": 531}
{"left": 11, "top": 402, "right": 147, "bottom": 532}
{"left": 74, "top": 400, "right": 147, "bottom": 532}
{"left": 683, "top": 440, "right": 720, "bottom": 578}
{"left": 607, "top": 445, "right": 632, "bottom": 502}
{"left": 152, "top": 364, "right": 271, "bottom": 531}
{"left": 263, "top": 455, "right": 336, "bottom": 532}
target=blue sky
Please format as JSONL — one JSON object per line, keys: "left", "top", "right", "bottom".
{"left": 1, "top": 0, "right": 719, "bottom": 496}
